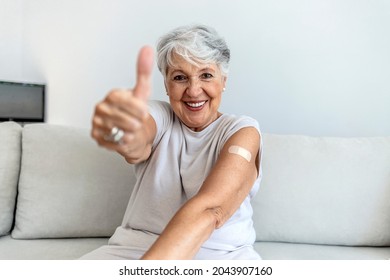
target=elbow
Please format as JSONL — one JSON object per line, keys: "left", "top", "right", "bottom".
{"left": 206, "top": 206, "right": 227, "bottom": 229}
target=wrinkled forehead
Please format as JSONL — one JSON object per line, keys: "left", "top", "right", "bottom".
{"left": 167, "top": 51, "right": 219, "bottom": 73}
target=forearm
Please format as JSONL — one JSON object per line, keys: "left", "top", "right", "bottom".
{"left": 141, "top": 197, "right": 218, "bottom": 260}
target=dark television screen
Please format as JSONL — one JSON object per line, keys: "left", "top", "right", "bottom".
{"left": 0, "top": 81, "right": 45, "bottom": 122}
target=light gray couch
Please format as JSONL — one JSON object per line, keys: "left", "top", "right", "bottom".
{"left": 1, "top": 121, "right": 389, "bottom": 260}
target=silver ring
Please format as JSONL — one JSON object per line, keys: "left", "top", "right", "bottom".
{"left": 104, "top": 126, "right": 124, "bottom": 144}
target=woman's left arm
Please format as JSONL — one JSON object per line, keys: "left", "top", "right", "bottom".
{"left": 141, "top": 126, "right": 261, "bottom": 259}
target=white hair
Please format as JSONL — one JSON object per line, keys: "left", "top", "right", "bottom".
{"left": 157, "top": 24, "right": 230, "bottom": 79}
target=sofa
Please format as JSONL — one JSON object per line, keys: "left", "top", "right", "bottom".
{"left": 0, "top": 121, "right": 389, "bottom": 260}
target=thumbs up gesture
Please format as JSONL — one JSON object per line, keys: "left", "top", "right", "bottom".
{"left": 91, "top": 46, "right": 156, "bottom": 163}
{"left": 134, "top": 46, "right": 154, "bottom": 101}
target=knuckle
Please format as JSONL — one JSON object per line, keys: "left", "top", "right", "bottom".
{"left": 90, "top": 128, "right": 99, "bottom": 139}
{"left": 91, "top": 116, "right": 103, "bottom": 127}
{"left": 91, "top": 132, "right": 104, "bottom": 145}
{"left": 95, "top": 102, "right": 108, "bottom": 115}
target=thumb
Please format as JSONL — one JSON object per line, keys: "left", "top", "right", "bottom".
{"left": 133, "top": 45, "right": 154, "bottom": 101}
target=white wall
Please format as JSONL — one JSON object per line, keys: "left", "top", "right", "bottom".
{"left": 1, "top": 0, "right": 389, "bottom": 136}
{"left": 0, "top": 0, "right": 23, "bottom": 81}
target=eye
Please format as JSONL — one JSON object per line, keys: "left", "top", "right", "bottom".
{"left": 173, "top": 75, "right": 187, "bottom": 82}
{"left": 200, "top": 73, "right": 214, "bottom": 79}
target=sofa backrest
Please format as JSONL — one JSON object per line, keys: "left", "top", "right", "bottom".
{"left": 0, "top": 122, "right": 22, "bottom": 236}
{"left": 11, "top": 123, "right": 135, "bottom": 239}
{"left": 4, "top": 122, "right": 390, "bottom": 247}
{"left": 253, "top": 134, "right": 390, "bottom": 246}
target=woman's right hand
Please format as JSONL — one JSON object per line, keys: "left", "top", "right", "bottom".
{"left": 91, "top": 46, "right": 156, "bottom": 163}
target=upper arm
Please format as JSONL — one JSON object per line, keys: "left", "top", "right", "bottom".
{"left": 192, "top": 126, "right": 261, "bottom": 228}
{"left": 140, "top": 125, "right": 261, "bottom": 259}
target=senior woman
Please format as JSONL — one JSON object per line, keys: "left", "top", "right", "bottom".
{"left": 82, "top": 24, "right": 262, "bottom": 260}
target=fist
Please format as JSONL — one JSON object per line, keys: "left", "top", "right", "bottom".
{"left": 91, "top": 46, "right": 154, "bottom": 152}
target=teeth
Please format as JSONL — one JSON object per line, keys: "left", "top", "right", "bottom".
{"left": 186, "top": 101, "right": 206, "bottom": 108}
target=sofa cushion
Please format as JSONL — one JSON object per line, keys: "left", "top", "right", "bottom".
{"left": 12, "top": 124, "right": 135, "bottom": 239}
{"left": 0, "top": 122, "right": 22, "bottom": 236}
{"left": 0, "top": 235, "right": 109, "bottom": 260}
{"left": 255, "top": 241, "right": 390, "bottom": 260}
{"left": 253, "top": 134, "right": 390, "bottom": 246}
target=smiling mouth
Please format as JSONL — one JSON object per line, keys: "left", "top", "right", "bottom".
{"left": 184, "top": 101, "right": 207, "bottom": 110}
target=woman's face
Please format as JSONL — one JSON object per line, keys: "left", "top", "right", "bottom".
{"left": 165, "top": 54, "right": 227, "bottom": 132}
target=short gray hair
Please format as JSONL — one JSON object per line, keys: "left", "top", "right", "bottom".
{"left": 157, "top": 24, "right": 230, "bottom": 79}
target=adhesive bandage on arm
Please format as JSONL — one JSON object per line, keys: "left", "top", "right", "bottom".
{"left": 228, "top": 145, "right": 252, "bottom": 162}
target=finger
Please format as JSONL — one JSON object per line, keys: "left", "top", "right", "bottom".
{"left": 103, "top": 88, "right": 148, "bottom": 120}
{"left": 92, "top": 110, "right": 141, "bottom": 136}
{"left": 133, "top": 46, "right": 154, "bottom": 101}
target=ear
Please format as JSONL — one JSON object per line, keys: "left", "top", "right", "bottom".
{"left": 222, "top": 76, "right": 227, "bottom": 90}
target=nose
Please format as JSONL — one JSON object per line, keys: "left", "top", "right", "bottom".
{"left": 186, "top": 77, "right": 202, "bottom": 97}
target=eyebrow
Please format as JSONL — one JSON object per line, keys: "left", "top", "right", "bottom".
{"left": 169, "top": 67, "right": 216, "bottom": 75}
